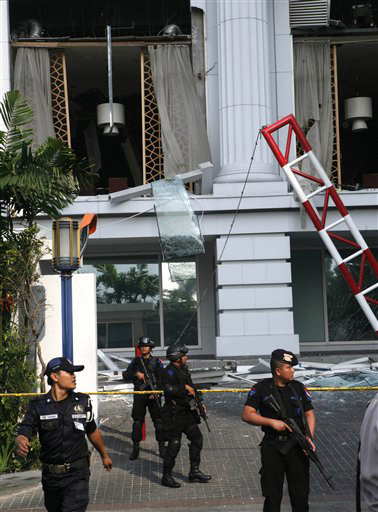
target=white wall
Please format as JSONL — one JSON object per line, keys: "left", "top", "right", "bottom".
{"left": 38, "top": 274, "right": 98, "bottom": 417}
{"left": 0, "top": 0, "right": 10, "bottom": 130}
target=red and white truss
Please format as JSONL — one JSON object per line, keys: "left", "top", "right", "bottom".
{"left": 261, "top": 114, "right": 378, "bottom": 335}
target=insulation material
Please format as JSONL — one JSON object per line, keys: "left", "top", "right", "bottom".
{"left": 152, "top": 177, "right": 204, "bottom": 261}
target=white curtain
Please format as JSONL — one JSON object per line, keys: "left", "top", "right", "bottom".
{"left": 294, "top": 41, "right": 333, "bottom": 182}
{"left": 14, "top": 48, "right": 55, "bottom": 148}
{"left": 148, "top": 45, "right": 211, "bottom": 178}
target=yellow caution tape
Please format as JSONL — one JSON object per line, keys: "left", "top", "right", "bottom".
{"left": 1, "top": 386, "right": 378, "bottom": 397}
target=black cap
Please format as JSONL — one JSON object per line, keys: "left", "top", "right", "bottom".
{"left": 270, "top": 349, "right": 298, "bottom": 366}
{"left": 44, "top": 357, "right": 84, "bottom": 376}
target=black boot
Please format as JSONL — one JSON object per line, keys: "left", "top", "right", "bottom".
{"left": 188, "top": 463, "right": 212, "bottom": 483}
{"left": 162, "top": 469, "right": 181, "bottom": 488}
{"left": 158, "top": 441, "right": 167, "bottom": 458}
{"left": 129, "top": 442, "right": 140, "bottom": 461}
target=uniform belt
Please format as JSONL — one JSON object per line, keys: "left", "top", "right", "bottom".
{"left": 43, "top": 456, "right": 88, "bottom": 474}
{"left": 265, "top": 434, "right": 291, "bottom": 442}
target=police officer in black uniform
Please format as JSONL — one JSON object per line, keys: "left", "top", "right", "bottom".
{"left": 242, "top": 349, "right": 315, "bottom": 512}
{"left": 122, "top": 336, "right": 166, "bottom": 460}
{"left": 15, "top": 357, "right": 112, "bottom": 512}
{"left": 160, "top": 341, "right": 211, "bottom": 488}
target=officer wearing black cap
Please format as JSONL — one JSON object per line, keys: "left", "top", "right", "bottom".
{"left": 160, "top": 341, "right": 211, "bottom": 488}
{"left": 242, "top": 349, "right": 315, "bottom": 512}
{"left": 122, "top": 336, "right": 166, "bottom": 460}
{"left": 15, "top": 357, "right": 112, "bottom": 512}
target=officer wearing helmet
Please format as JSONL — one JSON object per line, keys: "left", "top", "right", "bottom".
{"left": 160, "top": 341, "right": 211, "bottom": 488}
{"left": 122, "top": 336, "right": 166, "bottom": 460}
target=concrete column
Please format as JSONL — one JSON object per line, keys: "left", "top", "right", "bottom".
{"left": 215, "top": 0, "right": 279, "bottom": 186}
{"left": 0, "top": 0, "right": 10, "bottom": 130}
{"left": 215, "top": 233, "right": 299, "bottom": 357}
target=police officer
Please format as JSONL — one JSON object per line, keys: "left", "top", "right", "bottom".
{"left": 242, "top": 349, "right": 315, "bottom": 512}
{"left": 160, "top": 341, "right": 211, "bottom": 488}
{"left": 122, "top": 336, "right": 166, "bottom": 460}
{"left": 15, "top": 357, "right": 112, "bottom": 512}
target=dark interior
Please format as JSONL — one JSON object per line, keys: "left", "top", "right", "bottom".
{"left": 337, "top": 42, "right": 378, "bottom": 188}
{"left": 10, "top": 0, "right": 191, "bottom": 39}
{"left": 65, "top": 46, "right": 142, "bottom": 194}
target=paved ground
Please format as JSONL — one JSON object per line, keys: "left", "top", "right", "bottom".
{"left": 0, "top": 385, "right": 374, "bottom": 511}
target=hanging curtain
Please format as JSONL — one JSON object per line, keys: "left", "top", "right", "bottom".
{"left": 14, "top": 48, "right": 55, "bottom": 148}
{"left": 294, "top": 41, "right": 333, "bottom": 182}
{"left": 148, "top": 45, "right": 211, "bottom": 178}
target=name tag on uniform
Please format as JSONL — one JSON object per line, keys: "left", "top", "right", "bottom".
{"left": 72, "top": 414, "right": 86, "bottom": 419}
{"left": 40, "top": 414, "right": 58, "bottom": 420}
{"left": 74, "top": 421, "right": 85, "bottom": 431}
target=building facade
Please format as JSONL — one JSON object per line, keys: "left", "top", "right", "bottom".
{"left": 3, "top": 0, "right": 378, "bottom": 360}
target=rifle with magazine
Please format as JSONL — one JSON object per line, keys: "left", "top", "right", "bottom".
{"left": 139, "top": 357, "right": 162, "bottom": 410}
{"left": 187, "top": 390, "right": 211, "bottom": 433}
{"left": 263, "top": 394, "right": 334, "bottom": 491}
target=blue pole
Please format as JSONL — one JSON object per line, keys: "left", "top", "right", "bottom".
{"left": 61, "top": 274, "right": 73, "bottom": 362}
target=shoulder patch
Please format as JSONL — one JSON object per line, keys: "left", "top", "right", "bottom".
{"left": 248, "top": 388, "right": 256, "bottom": 397}
{"left": 167, "top": 368, "right": 174, "bottom": 376}
{"left": 304, "top": 386, "right": 312, "bottom": 400}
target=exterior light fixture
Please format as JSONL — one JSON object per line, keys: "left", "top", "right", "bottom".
{"left": 52, "top": 217, "right": 80, "bottom": 273}
{"left": 344, "top": 96, "right": 373, "bottom": 132}
{"left": 52, "top": 217, "right": 80, "bottom": 362}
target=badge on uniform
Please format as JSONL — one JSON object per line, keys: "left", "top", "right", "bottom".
{"left": 40, "top": 414, "right": 58, "bottom": 420}
{"left": 74, "top": 404, "right": 85, "bottom": 413}
{"left": 74, "top": 421, "right": 85, "bottom": 431}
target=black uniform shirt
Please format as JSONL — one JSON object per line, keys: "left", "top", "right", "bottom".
{"left": 122, "top": 356, "right": 164, "bottom": 391}
{"left": 17, "top": 390, "right": 97, "bottom": 464}
{"left": 244, "top": 378, "right": 314, "bottom": 435}
{"left": 161, "top": 363, "right": 193, "bottom": 408}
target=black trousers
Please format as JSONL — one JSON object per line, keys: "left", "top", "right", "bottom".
{"left": 260, "top": 438, "right": 310, "bottom": 512}
{"left": 131, "top": 394, "right": 164, "bottom": 442}
{"left": 163, "top": 409, "right": 203, "bottom": 471}
{"left": 42, "top": 468, "right": 90, "bottom": 512}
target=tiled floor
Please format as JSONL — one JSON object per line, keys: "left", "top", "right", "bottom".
{"left": 0, "top": 387, "right": 373, "bottom": 511}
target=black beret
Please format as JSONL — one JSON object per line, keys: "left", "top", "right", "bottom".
{"left": 271, "top": 349, "right": 298, "bottom": 366}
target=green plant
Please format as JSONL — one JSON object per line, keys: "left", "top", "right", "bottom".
{"left": 0, "top": 437, "right": 13, "bottom": 473}
{"left": 0, "top": 331, "right": 38, "bottom": 472}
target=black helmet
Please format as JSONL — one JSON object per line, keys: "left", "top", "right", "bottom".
{"left": 138, "top": 336, "right": 155, "bottom": 349}
{"left": 166, "top": 342, "right": 188, "bottom": 362}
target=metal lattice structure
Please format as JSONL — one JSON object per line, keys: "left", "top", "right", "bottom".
{"left": 330, "top": 44, "right": 341, "bottom": 188}
{"left": 262, "top": 114, "right": 378, "bottom": 335}
{"left": 49, "top": 50, "right": 71, "bottom": 146}
{"left": 141, "top": 49, "right": 163, "bottom": 184}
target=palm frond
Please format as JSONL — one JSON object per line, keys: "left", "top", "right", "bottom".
{"left": 0, "top": 91, "right": 33, "bottom": 153}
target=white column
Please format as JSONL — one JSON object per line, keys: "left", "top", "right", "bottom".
{"left": 0, "top": 0, "right": 10, "bottom": 131}
{"left": 215, "top": 0, "right": 279, "bottom": 185}
{"left": 215, "top": 233, "right": 299, "bottom": 357}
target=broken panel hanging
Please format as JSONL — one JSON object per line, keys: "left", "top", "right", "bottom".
{"left": 152, "top": 176, "right": 204, "bottom": 263}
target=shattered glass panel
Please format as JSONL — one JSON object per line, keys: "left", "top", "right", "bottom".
{"left": 168, "top": 261, "right": 196, "bottom": 282}
{"left": 311, "top": 370, "right": 378, "bottom": 388}
{"left": 152, "top": 177, "right": 204, "bottom": 261}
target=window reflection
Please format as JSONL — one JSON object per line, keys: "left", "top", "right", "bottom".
{"left": 80, "top": 257, "right": 160, "bottom": 348}
{"left": 326, "top": 251, "right": 378, "bottom": 341}
{"left": 162, "top": 261, "right": 198, "bottom": 346}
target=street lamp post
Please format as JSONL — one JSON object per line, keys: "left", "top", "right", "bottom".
{"left": 52, "top": 218, "right": 80, "bottom": 361}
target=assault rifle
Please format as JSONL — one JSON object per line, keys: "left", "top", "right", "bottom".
{"left": 188, "top": 390, "right": 211, "bottom": 433}
{"left": 263, "top": 394, "right": 334, "bottom": 491}
{"left": 139, "top": 357, "right": 162, "bottom": 410}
